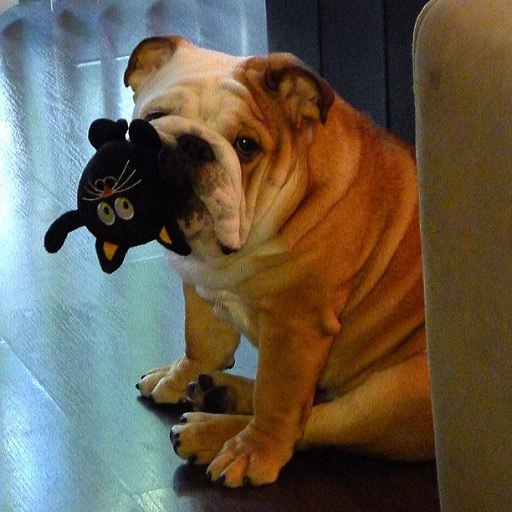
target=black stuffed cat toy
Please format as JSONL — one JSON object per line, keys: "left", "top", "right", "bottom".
{"left": 44, "top": 118, "right": 191, "bottom": 273}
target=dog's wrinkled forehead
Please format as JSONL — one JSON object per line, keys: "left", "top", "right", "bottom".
{"left": 132, "top": 44, "right": 247, "bottom": 126}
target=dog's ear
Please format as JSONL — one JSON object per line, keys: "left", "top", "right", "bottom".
{"left": 124, "top": 36, "right": 189, "bottom": 93}
{"left": 257, "top": 54, "right": 335, "bottom": 126}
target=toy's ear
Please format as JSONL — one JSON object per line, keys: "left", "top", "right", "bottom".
{"left": 128, "top": 119, "right": 162, "bottom": 149}
{"left": 88, "top": 118, "right": 129, "bottom": 150}
{"left": 95, "top": 239, "right": 129, "bottom": 274}
{"left": 44, "top": 210, "right": 84, "bottom": 253}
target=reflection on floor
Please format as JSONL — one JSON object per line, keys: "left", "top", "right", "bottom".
{"left": 0, "top": 1, "right": 439, "bottom": 511}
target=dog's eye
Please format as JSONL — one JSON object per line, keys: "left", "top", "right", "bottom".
{"left": 234, "top": 137, "right": 261, "bottom": 162}
{"left": 144, "top": 111, "right": 166, "bottom": 122}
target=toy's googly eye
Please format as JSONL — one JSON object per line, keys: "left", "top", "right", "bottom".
{"left": 98, "top": 202, "right": 116, "bottom": 226}
{"left": 114, "top": 197, "right": 134, "bottom": 220}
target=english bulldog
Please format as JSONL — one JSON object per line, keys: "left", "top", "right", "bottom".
{"left": 125, "top": 36, "right": 434, "bottom": 487}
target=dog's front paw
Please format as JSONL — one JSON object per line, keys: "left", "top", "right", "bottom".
{"left": 206, "top": 420, "right": 294, "bottom": 487}
{"left": 136, "top": 357, "right": 210, "bottom": 403}
{"left": 171, "top": 412, "right": 251, "bottom": 466}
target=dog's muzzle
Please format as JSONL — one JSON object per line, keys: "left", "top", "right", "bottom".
{"left": 151, "top": 116, "right": 245, "bottom": 251}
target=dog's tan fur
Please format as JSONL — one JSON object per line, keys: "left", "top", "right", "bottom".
{"left": 125, "top": 36, "right": 434, "bottom": 487}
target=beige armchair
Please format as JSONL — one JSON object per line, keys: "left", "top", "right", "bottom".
{"left": 414, "top": 1, "right": 512, "bottom": 510}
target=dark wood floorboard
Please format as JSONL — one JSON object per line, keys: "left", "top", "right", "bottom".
{"left": 0, "top": 1, "right": 439, "bottom": 511}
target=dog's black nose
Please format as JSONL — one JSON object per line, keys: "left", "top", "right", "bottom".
{"left": 220, "top": 244, "right": 237, "bottom": 255}
{"left": 177, "top": 134, "right": 215, "bottom": 163}
{"left": 159, "top": 146, "right": 193, "bottom": 193}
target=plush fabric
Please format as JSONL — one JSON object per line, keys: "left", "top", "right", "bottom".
{"left": 414, "top": 1, "right": 512, "bottom": 510}
{"left": 44, "top": 118, "right": 191, "bottom": 273}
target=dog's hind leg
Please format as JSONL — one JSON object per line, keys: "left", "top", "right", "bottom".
{"left": 186, "top": 372, "right": 255, "bottom": 414}
{"left": 299, "top": 351, "right": 435, "bottom": 460}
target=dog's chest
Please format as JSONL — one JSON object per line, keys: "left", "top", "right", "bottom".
{"left": 196, "top": 286, "right": 257, "bottom": 343}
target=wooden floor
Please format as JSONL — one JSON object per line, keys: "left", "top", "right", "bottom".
{"left": 0, "top": 1, "right": 439, "bottom": 511}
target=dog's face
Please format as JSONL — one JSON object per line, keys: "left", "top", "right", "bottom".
{"left": 124, "top": 36, "right": 334, "bottom": 260}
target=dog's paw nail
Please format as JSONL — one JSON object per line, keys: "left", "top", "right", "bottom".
{"left": 187, "top": 454, "right": 198, "bottom": 464}
{"left": 172, "top": 440, "right": 181, "bottom": 455}
{"left": 243, "top": 476, "right": 252, "bottom": 487}
{"left": 206, "top": 471, "right": 212, "bottom": 482}
{"left": 216, "top": 475, "right": 226, "bottom": 485}
{"left": 135, "top": 382, "right": 140, "bottom": 390}
{"left": 179, "top": 414, "right": 188, "bottom": 424}
{"left": 170, "top": 429, "right": 180, "bottom": 441}
{"left": 197, "top": 373, "right": 215, "bottom": 391}
{"left": 140, "top": 374, "right": 146, "bottom": 380}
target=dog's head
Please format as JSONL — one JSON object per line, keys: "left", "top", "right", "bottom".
{"left": 124, "top": 36, "right": 335, "bottom": 259}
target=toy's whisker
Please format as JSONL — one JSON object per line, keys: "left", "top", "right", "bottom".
{"left": 83, "top": 181, "right": 103, "bottom": 200}
{"left": 111, "top": 161, "right": 142, "bottom": 193}
{"left": 112, "top": 160, "right": 133, "bottom": 191}
{"left": 114, "top": 168, "right": 139, "bottom": 194}
{"left": 86, "top": 178, "right": 101, "bottom": 192}
{"left": 115, "top": 179, "right": 143, "bottom": 194}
